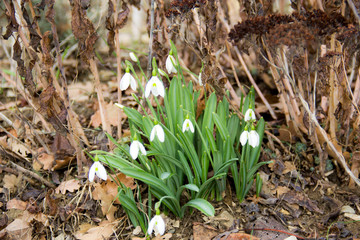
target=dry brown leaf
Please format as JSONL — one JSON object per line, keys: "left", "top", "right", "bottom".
{"left": 7, "top": 199, "right": 27, "bottom": 210}
{"left": 55, "top": 179, "right": 81, "bottom": 194}
{"left": 3, "top": 174, "right": 22, "bottom": 192}
{"left": 74, "top": 221, "right": 117, "bottom": 240}
{"left": 4, "top": 218, "right": 31, "bottom": 240}
{"left": 68, "top": 81, "right": 93, "bottom": 101}
{"left": 283, "top": 161, "right": 297, "bottom": 174}
{"left": 349, "top": 152, "right": 360, "bottom": 187}
{"left": 111, "top": 172, "right": 136, "bottom": 190}
{"left": 90, "top": 101, "right": 127, "bottom": 128}
{"left": 7, "top": 138, "right": 31, "bottom": 158}
{"left": 274, "top": 186, "right": 291, "bottom": 198}
{"left": 37, "top": 151, "right": 55, "bottom": 170}
{"left": 92, "top": 182, "right": 118, "bottom": 222}
{"left": 193, "top": 222, "right": 219, "bottom": 240}
{"left": 152, "top": 233, "right": 172, "bottom": 240}
{"left": 223, "top": 233, "right": 260, "bottom": 240}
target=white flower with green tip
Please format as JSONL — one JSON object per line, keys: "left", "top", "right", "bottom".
{"left": 244, "top": 109, "right": 256, "bottom": 122}
{"left": 145, "top": 76, "right": 165, "bottom": 98}
{"left": 129, "top": 52, "right": 138, "bottom": 62}
{"left": 120, "top": 69, "right": 137, "bottom": 91}
{"left": 147, "top": 214, "right": 165, "bottom": 236}
{"left": 182, "top": 118, "right": 194, "bottom": 133}
{"left": 166, "top": 54, "right": 177, "bottom": 74}
{"left": 150, "top": 124, "right": 165, "bottom": 142}
{"left": 240, "top": 126, "right": 260, "bottom": 148}
{"left": 129, "top": 140, "right": 147, "bottom": 159}
{"left": 88, "top": 161, "right": 107, "bottom": 182}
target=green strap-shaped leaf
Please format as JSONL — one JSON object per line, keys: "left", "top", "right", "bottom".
{"left": 181, "top": 199, "right": 215, "bottom": 217}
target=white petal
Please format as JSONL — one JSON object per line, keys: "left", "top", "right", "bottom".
{"left": 249, "top": 130, "right": 260, "bottom": 148}
{"left": 189, "top": 121, "right": 194, "bottom": 133}
{"left": 120, "top": 73, "right": 130, "bottom": 90}
{"left": 138, "top": 142, "right": 147, "bottom": 156}
{"left": 166, "top": 55, "right": 177, "bottom": 74}
{"left": 129, "top": 52, "right": 137, "bottom": 62}
{"left": 157, "top": 81, "right": 165, "bottom": 98}
{"left": 198, "top": 72, "right": 203, "bottom": 86}
{"left": 129, "top": 75, "right": 137, "bottom": 91}
{"left": 151, "top": 76, "right": 160, "bottom": 97}
{"left": 145, "top": 79, "right": 153, "bottom": 98}
{"left": 244, "top": 109, "right": 256, "bottom": 122}
{"left": 130, "top": 141, "right": 139, "bottom": 159}
{"left": 88, "top": 163, "right": 96, "bottom": 182}
{"left": 240, "top": 131, "right": 249, "bottom": 146}
{"left": 158, "top": 69, "right": 167, "bottom": 76}
{"left": 150, "top": 127, "right": 156, "bottom": 142}
{"left": 148, "top": 215, "right": 165, "bottom": 236}
{"left": 182, "top": 119, "right": 188, "bottom": 132}
{"left": 147, "top": 216, "right": 156, "bottom": 235}
{"left": 155, "top": 125, "right": 165, "bottom": 142}
{"left": 95, "top": 162, "right": 107, "bottom": 181}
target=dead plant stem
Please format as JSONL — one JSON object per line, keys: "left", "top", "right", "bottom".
{"left": 234, "top": 46, "right": 277, "bottom": 119}
{"left": 114, "top": 0, "right": 123, "bottom": 140}
{"left": 298, "top": 94, "right": 360, "bottom": 187}
{"left": 147, "top": 0, "right": 155, "bottom": 77}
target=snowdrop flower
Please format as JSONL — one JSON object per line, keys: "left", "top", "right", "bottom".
{"left": 147, "top": 214, "right": 165, "bottom": 236}
{"left": 145, "top": 75, "right": 165, "bottom": 98}
{"left": 88, "top": 161, "right": 107, "bottom": 182}
{"left": 244, "top": 109, "right": 256, "bottom": 122}
{"left": 114, "top": 103, "right": 124, "bottom": 109}
{"left": 129, "top": 52, "right": 138, "bottom": 62}
{"left": 166, "top": 54, "right": 177, "bottom": 74}
{"left": 158, "top": 68, "right": 167, "bottom": 77}
{"left": 150, "top": 124, "right": 165, "bottom": 142}
{"left": 198, "top": 71, "right": 203, "bottom": 86}
{"left": 120, "top": 68, "right": 137, "bottom": 91}
{"left": 182, "top": 118, "right": 194, "bottom": 133}
{"left": 130, "top": 140, "right": 147, "bottom": 159}
{"left": 240, "top": 127, "right": 260, "bottom": 148}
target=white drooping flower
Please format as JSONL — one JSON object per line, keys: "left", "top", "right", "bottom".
{"left": 88, "top": 161, "right": 107, "bottom": 182}
{"left": 114, "top": 103, "right": 125, "bottom": 109}
{"left": 166, "top": 54, "right": 177, "bottom": 74}
{"left": 198, "top": 71, "right": 203, "bottom": 86}
{"left": 248, "top": 130, "right": 260, "bottom": 148}
{"left": 150, "top": 124, "right": 165, "bottom": 142}
{"left": 120, "top": 72, "right": 137, "bottom": 91}
{"left": 158, "top": 68, "right": 167, "bottom": 77}
{"left": 244, "top": 109, "right": 256, "bottom": 122}
{"left": 147, "top": 214, "right": 166, "bottom": 236}
{"left": 145, "top": 76, "right": 165, "bottom": 98}
{"left": 129, "top": 140, "right": 147, "bottom": 159}
{"left": 182, "top": 119, "right": 194, "bottom": 133}
{"left": 240, "top": 129, "right": 260, "bottom": 148}
{"left": 129, "top": 52, "right": 138, "bottom": 62}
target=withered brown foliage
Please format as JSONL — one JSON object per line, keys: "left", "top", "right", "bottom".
{"left": 165, "top": 0, "right": 207, "bottom": 18}
{"left": 106, "top": 1, "right": 130, "bottom": 55}
{"left": 70, "top": 0, "right": 98, "bottom": 64}
{"left": 229, "top": 10, "right": 351, "bottom": 46}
